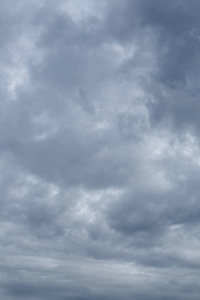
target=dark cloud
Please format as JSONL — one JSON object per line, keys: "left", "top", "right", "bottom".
{"left": 105, "top": 0, "right": 200, "bottom": 133}
{"left": 1, "top": 0, "right": 200, "bottom": 299}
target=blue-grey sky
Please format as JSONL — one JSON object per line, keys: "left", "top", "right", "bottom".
{"left": 1, "top": 0, "right": 200, "bottom": 299}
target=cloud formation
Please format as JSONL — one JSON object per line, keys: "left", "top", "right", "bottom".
{"left": 1, "top": 0, "right": 200, "bottom": 299}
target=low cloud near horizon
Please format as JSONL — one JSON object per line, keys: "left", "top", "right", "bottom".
{"left": 1, "top": 1, "right": 200, "bottom": 299}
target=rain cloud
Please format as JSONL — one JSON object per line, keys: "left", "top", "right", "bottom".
{"left": 1, "top": 1, "right": 200, "bottom": 299}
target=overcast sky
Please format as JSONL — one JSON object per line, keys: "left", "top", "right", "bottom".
{"left": 1, "top": 0, "right": 200, "bottom": 299}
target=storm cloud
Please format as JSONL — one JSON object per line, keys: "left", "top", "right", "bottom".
{"left": 1, "top": 0, "right": 200, "bottom": 299}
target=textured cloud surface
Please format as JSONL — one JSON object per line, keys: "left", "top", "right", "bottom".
{"left": 1, "top": 1, "right": 200, "bottom": 299}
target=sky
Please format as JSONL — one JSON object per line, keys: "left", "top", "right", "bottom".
{"left": 1, "top": 0, "right": 200, "bottom": 299}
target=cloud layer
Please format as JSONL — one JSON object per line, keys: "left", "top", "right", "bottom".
{"left": 1, "top": 1, "right": 200, "bottom": 299}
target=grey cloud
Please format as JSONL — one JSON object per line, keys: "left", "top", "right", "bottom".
{"left": 105, "top": 0, "right": 200, "bottom": 132}
{"left": 1, "top": 0, "right": 200, "bottom": 299}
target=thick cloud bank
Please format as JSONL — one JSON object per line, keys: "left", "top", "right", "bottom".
{"left": 1, "top": 0, "right": 200, "bottom": 299}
